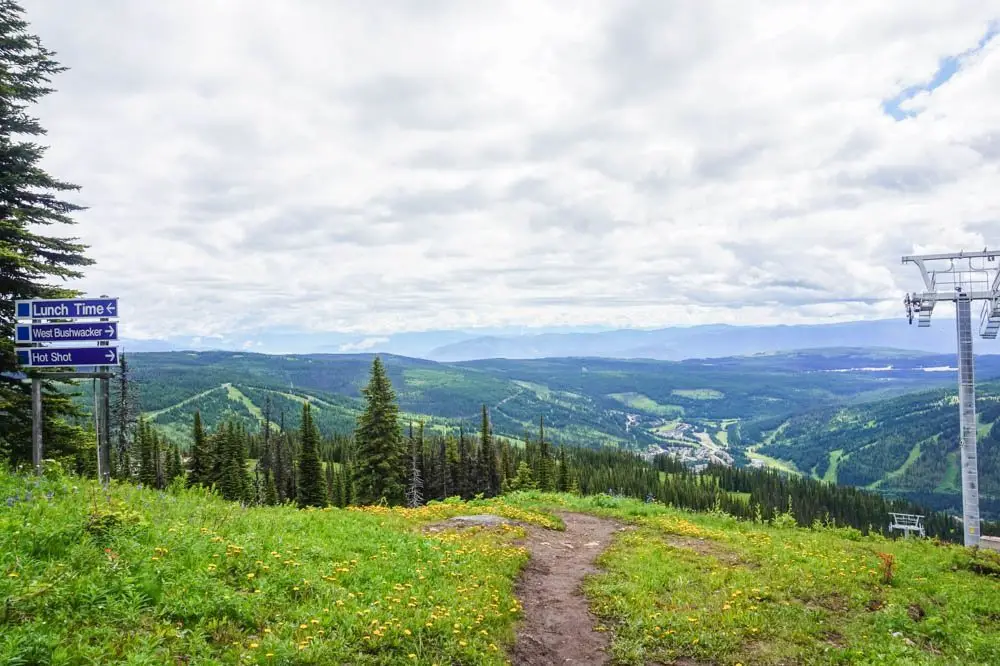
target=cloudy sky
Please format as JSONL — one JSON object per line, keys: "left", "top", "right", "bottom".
{"left": 23, "top": 1, "right": 1000, "bottom": 343}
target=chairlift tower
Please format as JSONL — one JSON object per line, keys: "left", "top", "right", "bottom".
{"left": 902, "top": 248, "right": 1000, "bottom": 547}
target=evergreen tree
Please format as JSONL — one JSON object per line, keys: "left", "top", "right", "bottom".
{"left": 325, "top": 458, "right": 335, "bottom": 506}
{"left": 187, "top": 411, "right": 211, "bottom": 486}
{"left": 508, "top": 460, "right": 536, "bottom": 491}
{"left": 263, "top": 470, "right": 278, "bottom": 506}
{"left": 137, "top": 419, "right": 156, "bottom": 487}
{"left": 110, "top": 353, "right": 139, "bottom": 479}
{"left": 556, "top": 445, "right": 570, "bottom": 492}
{"left": 296, "top": 402, "right": 327, "bottom": 507}
{"left": 165, "top": 442, "right": 183, "bottom": 483}
{"left": 458, "top": 426, "right": 471, "bottom": 499}
{"left": 536, "top": 415, "right": 554, "bottom": 492}
{"left": 353, "top": 356, "right": 406, "bottom": 505}
{"left": 0, "top": 1, "right": 94, "bottom": 467}
{"left": 74, "top": 422, "right": 99, "bottom": 478}
{"left": 330, "top": 469, "right": 344, "bottom": 508}
{"left": 152, "top": 428, "right": 164, "bottom": 489}
{"left": 479, "top": 405, "right": 500, "bottom": 497}
{"left": 406, "top": 422, "right": 425, "bottom": 507}
{"left": 273, "top": 429, "right": 287, "bottom": 502}
{"left": 218, "top": 422, "right": 248, "bottom": 502}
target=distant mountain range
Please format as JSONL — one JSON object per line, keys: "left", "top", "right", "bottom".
{"left": 424, "top": 319, "right": 979, "bottom": 362}
{"left": 121, "top": 318, "right": 988, "bottom": 362}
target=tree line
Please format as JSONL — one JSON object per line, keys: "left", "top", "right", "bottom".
{"left": 106, "top": 355, "right": 971, "bottom": 544}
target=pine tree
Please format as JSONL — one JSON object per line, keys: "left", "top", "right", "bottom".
{"left": 296, "top": 402, "right": 327, "bottom": 507}
{"left": 406, "top": 422, "right": 425, "bottom": 507}
{"left": 152, "top": 429, "right": 164, "bottom": 489}
{"left": 330, "top": 469, "right": 344, "bottom": 508}
{"left": 218, "top": 422, "right": 248, "bottom": 502}
{"left": 165, "top": 442, "right": 183, "bottom": 483}
{"left": 137, "top": 419, "right": 156, "bottom": 487}
{"left": 509, "top": 461, "right": 536, "bottom": 491}
{"left": 0, "top": 1, "right": 95, "bottom": 467}
{"left": 353, "top": 356, "right": 406, "bottom": 505}
{"left": 110, "top": 353, "right": 139, "bottom": 479}
{"left": 74, "top": 422, "right": 99, "bottom": 478}
{"left": 536, "top": 415, "right": 554, "bottom": 492}
{"left": 325, "top": 458, "right": 335, "bottom": 506}
{"left": 479, "top": 405, "right": 500, "bottom": 497}
{"left": 556, "top": 445, "right": 570, "bottom": 492}
{"left": 458, "top": 426, "right": 471, "bottom": 499}
{"left": 187, "top": 411, "right": 211, "bottom": 486}
{"left": 263, "top": 470, "right": 278, "bottom": 506}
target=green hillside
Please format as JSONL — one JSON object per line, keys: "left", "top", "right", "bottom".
{"left": 753, "top": 383, "right": 1000, "bottom": 514}
{"left": 60, "top": 350, "right": 1000, "bottom": 514}
{"left": 4, "top": 468, "right": 1000, "bottom": 665}
{"left": 97, "top": 350, "right": 980, "bottom": 450}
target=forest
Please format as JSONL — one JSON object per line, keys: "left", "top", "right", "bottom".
{"left": 65, "top": 354, "right": 973, "bottom": 545}
{"left": 752, "top": 383, "right": 1000, "bottom": 510}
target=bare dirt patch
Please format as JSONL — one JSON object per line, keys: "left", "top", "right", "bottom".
{"left": 510, "top": 512, "right": 624, "bottom": 665}
{"left": 423, "top": 514, "right": 521, "bottom": 532}
{"left": 663, "top": 535, "right": 751, "bottom": 567}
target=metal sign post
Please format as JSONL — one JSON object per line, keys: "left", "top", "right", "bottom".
{"left": 12, "top": 296, "right": 122, "bottom": 479}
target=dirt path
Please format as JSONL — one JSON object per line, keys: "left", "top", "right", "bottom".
{"left": 511, "top": 512, "right": 622, "bottom": 665}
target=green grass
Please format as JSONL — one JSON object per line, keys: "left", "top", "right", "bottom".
{"left": 823, "top": 449, "right": 844, "bottom": 484}
{"left": 936, "top": 452, "right": 961, "bottom": 493}
{"left": 671, "top": 389, "right": 724, "bottom": 400}
{"left": 608, "top": 393, "right": 685, "bottom": 418}
{"left": 506, "top": 493, "right": 1000, "bottom": 666}
{"left": 0, "top": 466, "right": 557, "bottom": 665}
{"left": 7, "top": 468, "right": 1000, "bottom": 665}
{"left": 746, "top": 447, "right": 802, "bottom": 476}
{"left": 144, "top": 385, "right": 226, "bottom": 420}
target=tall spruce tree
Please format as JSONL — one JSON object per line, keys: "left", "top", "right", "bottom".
{"left": 218, "top": 422, "right": 248, "bottom": 502}
{"left": 536, "top": 415, "right": 554, "bottom": 492}
{"left": 0, "top": 1, "right": 94, "bottom": 466}
{"left": 164, "top": 442, "right": 183, "bottom": 484}
{"left": 459, "top": 426, "right": 473, "bottom": 499}
{"left": 353, "top": 356, "right": 406, "bottom": 505}
{"left": 110, "top": 353, "right": 139, "bottom": 478}
{"left": 263, "top": 470, "right": 278, "bottom": 506}
{"left": 136, "top": 419, "right": 156, "bottom": 487}
{"left": 556, "top": 445, "right": 570, "bottom": 492}
{"left": 479, "top": 405, "right": 500, "bottom": 497}
{"left": 187, "top": 411, "right": 211, "bottom": 486}
{"left": 296, "top": 402, "right": 326, "bottom": 507}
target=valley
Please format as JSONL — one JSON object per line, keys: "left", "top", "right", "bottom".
{"left": 67, "top": 348, "right": 1000, "bottom": 517}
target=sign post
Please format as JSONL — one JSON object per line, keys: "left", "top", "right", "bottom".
{"left": 12, "top": 296, "right": 121, "bottom": 478}
{"left": 32, "top": 378, "right": 42, "bottom": 475}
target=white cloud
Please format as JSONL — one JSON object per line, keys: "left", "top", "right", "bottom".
{"left": 21, "top": 1, "right": 1000, "bottom": 339}
{"left": 338, "top": 337, "right": 391, "bottom": 353}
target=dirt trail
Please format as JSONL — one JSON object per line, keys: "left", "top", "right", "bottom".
{"left": 511, "top": 512, "right": 622, "bottom": 665}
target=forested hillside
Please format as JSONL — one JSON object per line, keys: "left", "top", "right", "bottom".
{"left": 80, "top": 349, "right": 1000, "bottom": 449}
{"left": 753, "top": 382, "right": 1000, "bottom": 515}
{"left": 52, "top": 349, "right": 1000, "bottom": 517}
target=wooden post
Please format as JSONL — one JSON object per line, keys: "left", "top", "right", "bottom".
{"left": 99, "top": 375, "right": 111, "bottom": 485}
{"left": 94, "top": 378, "right": 103, "bottom": 480}
{"left": 31, "top": 377, "right": 42, "bottom": 475}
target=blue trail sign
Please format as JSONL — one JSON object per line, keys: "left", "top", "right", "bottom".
{"left": 17, "top": 346, "right": 120, "bottom": 368}
{"left": 16, "top": 322, "right": 117, "bottom": 343}
{"left": 15, "top": 297, "right": 118, "bottom": 320}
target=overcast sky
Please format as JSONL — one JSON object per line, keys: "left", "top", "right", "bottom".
{"left": 23, "top": 1, "right": 1000, "bottom": 340}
